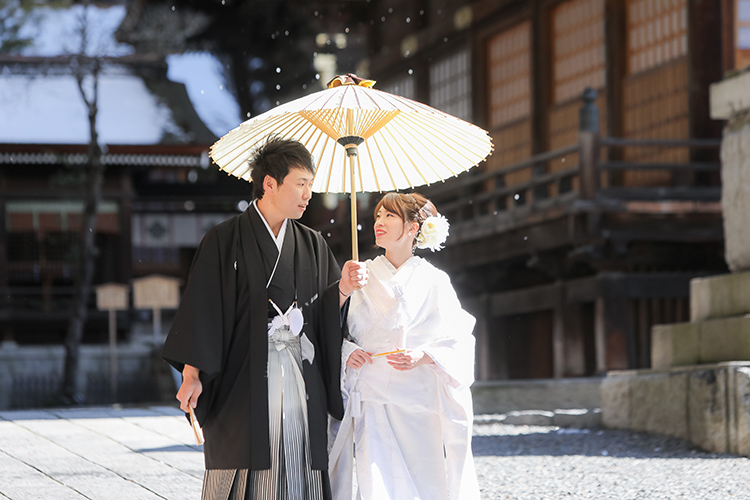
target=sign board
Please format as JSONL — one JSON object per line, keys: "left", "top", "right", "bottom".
{"left": 132, "top": 274, "right": 182, "bottom": 310}
{"left": 95, "top": 283, "right": 130, "bottom": 311}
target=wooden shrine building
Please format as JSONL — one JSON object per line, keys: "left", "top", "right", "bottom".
{"left": 325, "top": 0, "right": 746, "bottom": 380}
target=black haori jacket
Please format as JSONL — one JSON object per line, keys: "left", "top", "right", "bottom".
{"left": 162, "top": 209, "right": 344, "bottom": 470}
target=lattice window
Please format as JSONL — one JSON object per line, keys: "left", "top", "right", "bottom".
{"left": 627, "top": 0, "right": 688, "bottom": 75}
{"left": 7, "top": 233, "right": 39, "bottom": 261}
{"left": 553, "top": 0, "right": 606, "bottom": 104}
{"left": 738, "top": 0, "right": 750, "bottom": 70}
{"left": 379, "top": 74, "right": 416, "bottom": 99}
{"left": 487, "top": 22, "right": 531, "bottom": 129}
{"left": 429, "top": 48, "right": 472, "bottom": 122}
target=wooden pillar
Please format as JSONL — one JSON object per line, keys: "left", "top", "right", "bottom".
{"left": 491, "top": 316, "right": 510, "bottom": 380}
{"left": 720, "top": 0, "right": 736, "bottom": 74}
{"left": 687, "top": 0, "right": 724, "bottom": 143}
{"left": 594, "top": 273, "right": 634, "bottom": 373}
{"left": 118, "top": 169, "right": 133, "bottom": 284}
{"left": 552, "top": 282, "right": 565, "bottom": 378}
{"left": 686, "top": 0, "right": 724, "bottom": 188}
{"left": 0, "top": 170, "right": 8, "bottom": 342}
{"left": 604, "top": 0, "right": 627, "bottom": 186}
{"left": 0, "top": 170, "right": 7, "bottom": 291}
{"left": 637, "top": 297, "right": 650, "bottom": 369}
{"left": 531, "top": 0, "right": 552, "bottom": 202}
{"left": 579, "top": 88, "right": 600, "bottom": 201}
{"left": 563, "top": 303, "right": 587, "bottom": 377}
{"left": 467, "top": 294, "right": 492, "bottom": 381}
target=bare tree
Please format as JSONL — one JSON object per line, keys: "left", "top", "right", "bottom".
{"left": 60, "top": 3, "right": 104, "bottom": 404}
{"left": 0, "top": 0, "right": 35, "bottom": 53}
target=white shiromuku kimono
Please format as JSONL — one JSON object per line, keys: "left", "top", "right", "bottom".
{"left": 329, "top": 255, "right": 480, "bottom": 500}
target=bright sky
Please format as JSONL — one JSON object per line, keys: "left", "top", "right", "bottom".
{"left": 0, "top": 72, "right": 186, "bottom": 144}
{"left": 2, "top": 4, "right": 239, "bottom": 143}
{"left": 166, "top": 52, "right": 241, "bottom": 138}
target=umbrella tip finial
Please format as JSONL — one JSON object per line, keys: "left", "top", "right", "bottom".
{"left": 327, "top": 74, "right": 377, "bottom": 89}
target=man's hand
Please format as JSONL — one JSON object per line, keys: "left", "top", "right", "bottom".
{"left": 339, "top": 260, "right": 368, "bottom": 300}
{"left": 176, "top": 364, "right": 202, "bottom": 412}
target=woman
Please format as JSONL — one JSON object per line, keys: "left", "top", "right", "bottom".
{"left": 329, "top": 192, "right": 480, "bottom": 500}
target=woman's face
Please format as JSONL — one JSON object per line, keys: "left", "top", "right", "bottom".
{"left": 374, "top": 207, "right": 417, "bottom": 252}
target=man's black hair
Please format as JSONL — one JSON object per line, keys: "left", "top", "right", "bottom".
{"left": 249, "top": 136, "right": 315, "bottom": 200}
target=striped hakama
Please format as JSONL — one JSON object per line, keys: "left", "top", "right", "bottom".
{"left": 202, "top": 324, "right": 325, "bottom": 500}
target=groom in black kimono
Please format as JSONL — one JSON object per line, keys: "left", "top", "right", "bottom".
{"left": 162, "top": 137, "right": 367, "bottom": 500}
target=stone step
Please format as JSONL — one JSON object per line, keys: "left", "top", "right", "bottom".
{"left": 472, "top": 377, "right": 601, "bottom": 415}
{"left": 601, "top": 361, "right": 750, "bottom": 456}
{"left": 474, "top": 408, "right": 602, "bottom": 428}
{"left": 652, "top": 314, "right": 750, "bottom": 369}
{"left": 690, "top": 270, "right": 750, "bottom": 322}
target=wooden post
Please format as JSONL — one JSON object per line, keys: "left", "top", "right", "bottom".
{"left": 552, "top": 283, "right": 566, "bottom": 378}
{"left": 563, "top": 303, "right": 587, "bottom": 377}
{"left": 119, "top": 171, "right": 133, "bottom": 285}
{"left": 579, "top": 88, "right": 600, "bottom": 200}
{"left": 594, "top": 273, "right": 634, "bottom": 373}
{"left": 604, "top": 0, "right": 627, "bottom": 187}
{"left": 108, "top": 309, "right": 118, "bottom": 403}
{"left": 0, "top": 170, "right": 7, "bottom": 294}
{"left": 152, "top": 307, "right": 162, "bottom": 339}
{"left": 531, "top": 0, "right": 552, "bottom": 202}
{"left": 95, "top": 283, "right": 129, "bottom": 404}
{"left": 467, "top": 294, "right": 491, "bottom": 381}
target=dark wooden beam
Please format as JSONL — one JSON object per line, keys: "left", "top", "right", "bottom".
{"left": 488, "top": 281, "right": 562, "bottom": 316}
{"left": 597, "top": 186, "right": 721, "bottom": 201}
{"left": 433, "top": 214, "right": 576, "bottom": 269}
{"left": 566, "top": 275, "right": 599, "bottom": 303}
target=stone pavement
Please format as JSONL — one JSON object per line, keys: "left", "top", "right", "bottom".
{"left": 3, "top": 406, "right": 750, "bottom": 499}
{"left": 0, "top": 406, "right": 203, "bottom": 500}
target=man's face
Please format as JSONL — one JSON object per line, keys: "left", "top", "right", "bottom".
{"left": 269, "top": 167, "right": 314, "bottom": 220}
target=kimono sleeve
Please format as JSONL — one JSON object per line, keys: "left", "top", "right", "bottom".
{"left": 419, "top": 272, "right": 477, "bottom": 389}
{"left": 161, "top": 227, "right": 226, "bottom": 379}
{"left": 318, "top": 241, "right": 345, "bottom": 419}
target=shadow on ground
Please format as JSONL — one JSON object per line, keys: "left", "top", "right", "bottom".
{"left": 472, "top": 426, "right": 728, "bottom": 460}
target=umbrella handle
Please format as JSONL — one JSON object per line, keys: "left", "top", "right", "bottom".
{"left": 348, "top": 152, "right": 359, "bottom": 261}
{"left": 339, "top": 127, "right": 364, "bottom": 262}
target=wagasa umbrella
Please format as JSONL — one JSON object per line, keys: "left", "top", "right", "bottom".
{"left": 210, "top": 74, "right": 493, "bottom": 260}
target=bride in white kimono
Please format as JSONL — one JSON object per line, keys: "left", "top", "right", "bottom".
{"left": 330, "top": 192, "right": 480, "bottom": 500}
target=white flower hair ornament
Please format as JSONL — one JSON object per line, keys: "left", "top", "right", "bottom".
{"left": 415, "top": 214, "right": 450, "bottom": 252}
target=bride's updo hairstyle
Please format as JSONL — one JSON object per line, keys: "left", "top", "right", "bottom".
{"left": 374, "top": 192, "right": 437, "bottom": 248}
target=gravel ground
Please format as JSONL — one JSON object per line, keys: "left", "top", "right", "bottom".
{"left": 473, "top": 422, "right": 750, "bottom": 500}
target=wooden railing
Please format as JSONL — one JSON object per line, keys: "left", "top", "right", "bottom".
{"left": 323, "top": 89, "right": 722, "bottom": 259}
{"left": 424, "top": 142, "right": 581, "bottom": 226}
{"left": 0, "top": 286, "right": 95, "bottom": 315}
{"left": 419, "top": 89, "right": 721, "bottom": 230}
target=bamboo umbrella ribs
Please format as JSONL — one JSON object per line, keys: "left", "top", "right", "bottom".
{"left": 210, "top": 73, "right": 494, "bottom": 259}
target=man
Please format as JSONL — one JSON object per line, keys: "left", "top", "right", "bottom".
{"left": 162, "top": 137, "right": 367, "bottom": 500}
